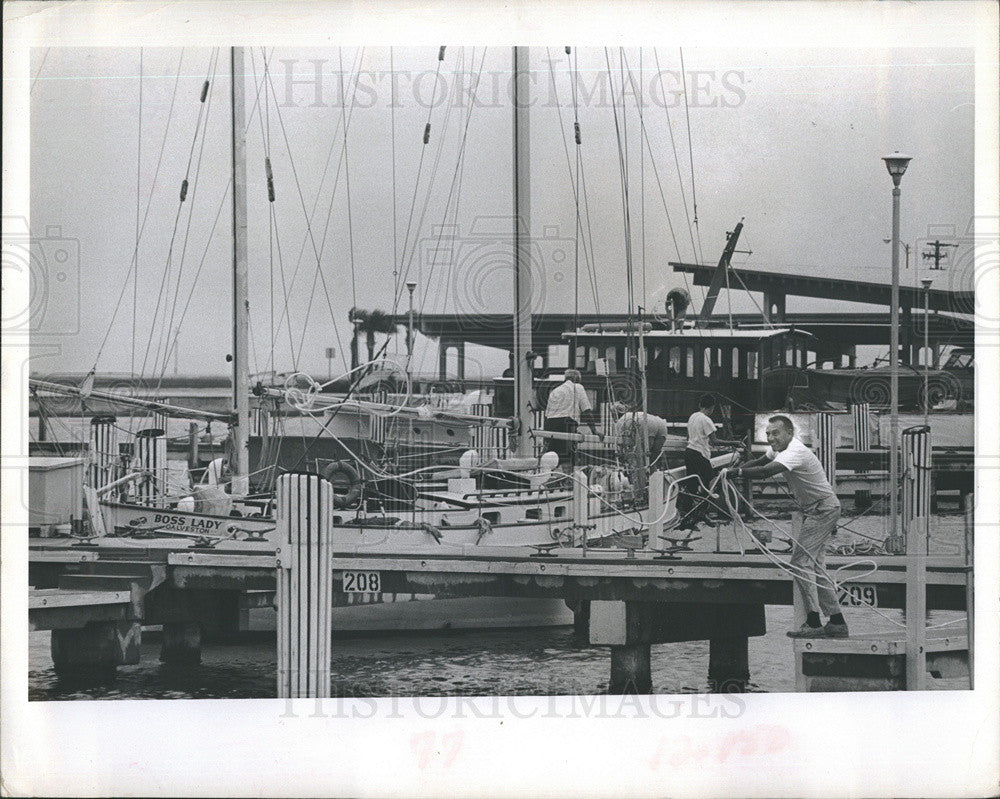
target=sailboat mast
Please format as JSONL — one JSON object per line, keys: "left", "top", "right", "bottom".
{"left": 512, "top": 46, "right": 534, "bottom": 458}
{"left": 230, "top": 46, "right": 250, "bottom": 495}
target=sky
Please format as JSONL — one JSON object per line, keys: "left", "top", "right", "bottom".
{"left": 24, "top": 43, "right": 977, "bottom": 380}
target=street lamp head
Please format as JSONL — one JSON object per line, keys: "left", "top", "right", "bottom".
{"left": 882, "top": 151, "right": 913, "bottom": 186}
{"left": 921, "top": 278, "right": 933, "bottom": 290}
{"left": 406, "top": 280, "right": 417, "bottom": 293}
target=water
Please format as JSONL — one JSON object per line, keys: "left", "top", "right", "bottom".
{"left": 28, "top": 602, "right": 969, "bottom": 700}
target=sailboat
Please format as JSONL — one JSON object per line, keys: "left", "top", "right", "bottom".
{"left": 30, "top": 47, "right": 682, "bottom": 562}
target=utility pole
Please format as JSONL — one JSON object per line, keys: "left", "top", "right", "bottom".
{"left": 922, "top": 240, "right": 958, "bottom": 270}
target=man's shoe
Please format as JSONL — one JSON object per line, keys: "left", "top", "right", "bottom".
{"left": 786, "top": 623, "right": 826, "bottom": 638}
{"left": 823, "top": 622, "right": 849, "bottom": 638}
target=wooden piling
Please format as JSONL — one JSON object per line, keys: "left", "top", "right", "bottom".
{"left": 708, "top": 637, "right": 750, "bottom": 692}
{"left": 51, "top": 620, "right": 141, "bottom": 678}
{"left": 160, "top": 622, "right": 202, "bottom": 666}
{"left": 609, "top": 645, "right": 652, "bottom": 694}
{"left": 276, "top": 471, "right": 334, "bottom": 700}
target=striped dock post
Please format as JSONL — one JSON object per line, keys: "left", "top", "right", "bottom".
{"left": 88, "top": 416, "right": 118, "bottom": 492}
{"left": 152, "top": 401, "right": 170, "bottom": 435}
{"left": 276, "top": 472, "right": 333, "bottom": 699}
{"left": 851, "top": 402, "right": 872, "bottom": 510}
{"left": 572, "top": 468, "right": 590, "bottom": 547}
{"left": 647, "top": 469, "right": 664, "bottom": 548}
{"left": 964, "top": 493, "right": 974, "bottom": 689}
{"left": 816, "top": 412, "right": 837, "bottom": 491}
{"left": 902, "top": 425, "right": 930, "bottom": 690}
{"left": 134, "top": 428, "right": 167, "bottom": 505}
{"left": 902, "top": 425, "right": 931, "bottom": 551}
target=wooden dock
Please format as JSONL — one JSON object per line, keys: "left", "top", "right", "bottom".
{"left": 29, "top": 533, "right": 971, "bottom": 692}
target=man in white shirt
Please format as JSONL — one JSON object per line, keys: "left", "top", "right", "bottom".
{"left": 544, "top": 369, "right": 598, "bottom": 470}
{"left": 678, "top": 394, "right": 724, "bottom": 528}
{"left": 732, "top": 414, "right": 847, "bottom": 638}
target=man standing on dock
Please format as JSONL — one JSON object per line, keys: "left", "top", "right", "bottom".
{"left": 544, "top": 369, "right": 599, "bottom": 471}
{"left": 678, "top": 394, "right": 727, "bottom": 528}
{"left": 730, "top": 415, "right": 848, "bottom": 638}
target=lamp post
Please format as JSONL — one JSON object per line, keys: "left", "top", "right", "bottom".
{"left": 921, "top": 277, "right": 933, "bottom": 426}
{"left": 406, "top": 280, "right": 417, "bottom": 368}
{"left": 882, "top": 151, "right": 912, "bottom": 544}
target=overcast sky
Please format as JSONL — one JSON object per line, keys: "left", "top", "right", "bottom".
{"left": 26, "top": 44, "right": 975, "bottom": 378}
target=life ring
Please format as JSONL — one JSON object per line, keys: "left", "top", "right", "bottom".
{"left": 321, "top": 460, "right": 363, "bottom": 508}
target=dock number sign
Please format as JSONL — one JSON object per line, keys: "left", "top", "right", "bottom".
{"left": 342, "top": 571, "right": 381, "bottom": 593}
{"left": 837, "top": 584, "right": 878, "bottom": 607}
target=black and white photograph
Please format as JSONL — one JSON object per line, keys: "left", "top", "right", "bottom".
{"left": 2, "top": 1, "right": 998, "bottom": 796}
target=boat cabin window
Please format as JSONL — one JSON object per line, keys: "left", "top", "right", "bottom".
{"left": 746, "top": 350, "right": 758, "bottom": 379}
{"left": 668, "top": 346, "right": 681, "bottom": 375}
{"left": 685, "top": 347, "right": 695, "bottom": 378}
{"left": 703, "top": 347, "right": 712, "bottom": 378}
{"left": 732, "top": 347, "right": 741, "bottom": 379}
{"left": 482, "top": 511, "right": 501, "bottom": 524}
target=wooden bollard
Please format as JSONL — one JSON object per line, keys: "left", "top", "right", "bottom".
{"left": 276, "top": 472, "right": 334, "bottom": 699}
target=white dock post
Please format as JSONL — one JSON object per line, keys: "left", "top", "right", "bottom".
{"left": 902, "top": 425, "right": 931, "bottom": 553}
{"left": 572, "top": 468, "right": 589, "bottom": 547}
{"left": 964, "top": 493, "right": 974, "bottom": 689}
{"left": 816, "top": 412, "right": 837, "bottom": 491}
{"left": 276, "top": 472, "right": 334, "bottom": 699}
{"left": 134, "top": 428, "right": 167, "bottom": 505}
{"left": 851, "top": 402, "right": 872, "bottom": 509}
{"left": 152, "top": 401, "right": 170, "bottom": 436}
{"left": 902, "top": 425, "right": 930, "bottom": 690}
{"left": 88, "top": 416, "right": 118, "bottom": 492}
{"left": 648, "top": 469, "right": 664, "bottom": 548}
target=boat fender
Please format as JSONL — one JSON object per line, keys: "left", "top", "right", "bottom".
{"left": 321, "top": 460, "right": 363, "bottom": 508}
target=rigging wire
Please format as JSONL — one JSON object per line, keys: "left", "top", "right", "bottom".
{"left": 156, "top": 48, "right": 222, "bottom": 386}
{"left": 266, "top": 48, "right": 363, "bottom": 372}
{"left": 679, "top": 48, "right": 705, "bottom": 266}
{"left": 259, "top": 53, "right": 355, "bottom": 372}
{"left": 391, "top": 46, "right": 400, "bottom": 351}
{"left": 392, "top": 46, "right": 448, "bottom": 319}
{"left": 133, "top": 48, "right": 143, "bottom": 377}
{"left": 92, "top": 49, "right": 186, "bottom": 372}
{"left": 650, "top": 48, "right": 698, "bottom": 299}
{"left": 139, "top": 49, "right": 218, "bottom": 380}
{"left": 338, "top": 47, "right": 359, "bottom": 314}
{"left": 546, "top": 47, "right": 603, "bottom": 327}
